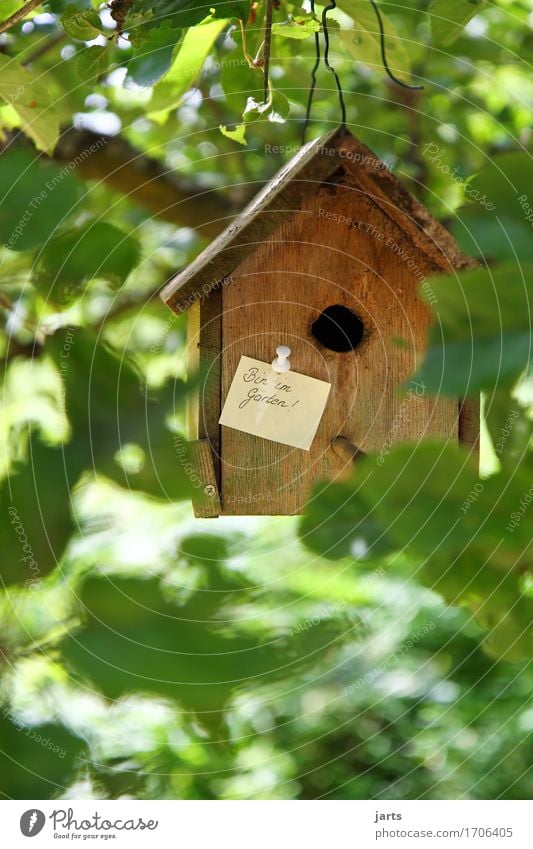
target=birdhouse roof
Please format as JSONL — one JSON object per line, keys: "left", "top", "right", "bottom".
{"left": 161, "top": 127, "right": 471, "bottom": 314}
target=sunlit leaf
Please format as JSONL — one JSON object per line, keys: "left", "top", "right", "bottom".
{"left": 76, "top": 46, "right": 111, "bottom": 81}
{"left": 336, "top": 0, "right": 411, "bottom": 80}
{"left": 127, "top": 22, "right": 181, "bottom": 87}
{"left": 428, "top": 0, "right": 486, "bottom": 46}
{"left": 148, "top": 19, "right": 227, "bottom": 121}
{"left": 0, "top": 56, "right": 60, "bottom": 154}
{"left": 272, "top": 18, "right": 320, "bottom": 40}
{"left": 219, "top": 123, "right": 247, "bottom": 145}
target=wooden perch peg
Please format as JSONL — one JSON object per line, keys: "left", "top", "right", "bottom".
{"left": 332, "top": 436, "right": 365, "bottom": 480}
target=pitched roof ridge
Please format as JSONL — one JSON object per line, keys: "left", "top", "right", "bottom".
{"left": 161, "top": 128, "right": 471, "bottom": 314}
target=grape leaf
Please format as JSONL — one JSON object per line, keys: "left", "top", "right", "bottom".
{"left": 219, "top": 123, "right": 247, "bottom": 145}
{"left": 132, "top": 1, "right": 248, "bottom": 28}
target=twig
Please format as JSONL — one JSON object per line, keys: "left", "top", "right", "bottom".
{"left": 239, "top": 18, "right": 258, "bottom": 68}
{"left": 263, "top": 0, "right": 273, "bottom": 103}
{"left": 109, "top": 0, "right": 133, "bottom": 36}
{"left": 0, "top": 0, "right": 43, "bottom": 36}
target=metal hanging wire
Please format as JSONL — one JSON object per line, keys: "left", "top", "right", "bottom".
{"left": 321, "top": 2, "right": 347, "bottom": 132}
{"left": 301, "top": 0, "right": 321, "bottom": 145}
{"left": 302, "top": 0, "right": 423, "bottom": 145}
{"left": 302, "top": 0, "right": 346, "bottom": 144}
{"left": 368, "top": 0, "right": 423, "bottom": 91}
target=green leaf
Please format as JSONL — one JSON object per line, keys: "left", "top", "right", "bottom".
{"left": 242, "top": 89, "right": 290, "bottom": 124}
{"left": 76, "top": 45, "right": 111, "bottom": 81}
{"left": 0, "top": 56, "right": 60, "bottom": 154}
{"left": 0, "top": 2, "right": 23, "bottom": 17}
{"left": 0, "top": 435, "right": 74, "bottom": 586}
{"left": 0, "top": 710, "right": 86, "bottom": 799}
{"left": 127, "top": 22, "right": 181, "bottom": 87}
{"left": 219, "top": 123, "right": 247, "bottom": 145}
{"left": 34, "top": 223, "right": 141, "bottom": 303}
{"left": 148, "top": 19, "right": 227, "bottom": 121}
{"left": 359, "top": 444, "right": 486, "bottom": 559}
{"left": 414, "top": 263, "right": 533, "bottom": 395}
{"left": 300, "top": 479, "right": 395, "bottom": 561}
{"left": 133, "top": 1, "right": 248, "bottom": 28}
{"left": 428, "top": 0, "right": 486, "bottom": 47}
{"left": 221, "top": 0, "right": 250, "bottom": 19}
{"left": 468, "top": 152, "right": 533, "bottom": 218}
{"left": 454, "top": 213, "right": 533, "bottom": 263}
{"left": 46, "top": 331, "right": 193, "bottom": 501}
{"left": 336, "top": 0, "right": 411, "bottom": 81}
{"left": 0, "top": 148, "right": 83, "bottom": 252}
{"left": 484, "top": 392, "right": 532, "bottom": 465}
{"left": 272, "top": 17, "right": 320, "bottom": 40}
{"left": 220, "top": 47, "right": 259, "bottom": 114}
{"left": 60, "top": 4, "right": 105, "bottom": 40}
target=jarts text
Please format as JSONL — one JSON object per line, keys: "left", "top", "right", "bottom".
{"left": 374, "top": 812, "right": 402, "bottom": 823}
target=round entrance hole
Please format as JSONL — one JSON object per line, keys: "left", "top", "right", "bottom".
{"left": 311, "top": 304, "right": 365, "bottom": 352}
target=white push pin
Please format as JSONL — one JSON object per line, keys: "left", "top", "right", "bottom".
{"left": 272, "top": 345, "right": 291, "bottom": 373}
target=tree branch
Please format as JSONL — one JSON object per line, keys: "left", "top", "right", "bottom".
{"left": 0, "top": 0, "right": 43, "bottom": 35}
{"left": 53, "top": 128, "right": 238, "bottom": 238}
{"left": 22, "top": 32, "right": 66, "bottom": 66}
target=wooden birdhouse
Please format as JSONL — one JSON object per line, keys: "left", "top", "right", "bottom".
{"left": 161, "top": 128, "right": 478, "bottom": 518}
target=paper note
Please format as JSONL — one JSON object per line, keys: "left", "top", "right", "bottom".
{"left": 219, "top": 356, "right": 331, "bottom": 451}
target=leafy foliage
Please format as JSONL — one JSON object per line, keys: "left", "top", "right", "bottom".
{"left": 301, "top": 444, "right": 532, "bottom": 661}
{"left": 0, "top": 148, "right": 83, "bottom": 251}
{"left": 414, "top": 264, "right": 533, "bottom": 395}
{"left": 0, "top": 56, "right": 60, "bottom": 154}
{"left": 34, "top": 223, "right": 141, "bottom": 303}
{"left": 0, "top": 710, "right": 86, "bottom": 799}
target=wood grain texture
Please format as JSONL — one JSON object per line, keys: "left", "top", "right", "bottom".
{"left": 186, "top": 289, "right": 222, "bottom": 490}
{"left": 221, "top": 174, "right": 459, "bottom": 515}
{"left": 161, "top": 128, "right": 342, "bottom": 313}
{"left": 189, "top": 439, "right": 221, "bottom": 518}
{"left": 337, "top": 134, "right": 475, "bottom": 274}
{"left": 160, "top": 128, "right": 473, "bottom": 315}
{"left": 459, "top": 397, "right": 480, "bottom": 463}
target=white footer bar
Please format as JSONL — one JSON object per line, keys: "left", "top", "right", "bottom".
{"left": 2, "top": 800, "right": 530, "bottom": 848}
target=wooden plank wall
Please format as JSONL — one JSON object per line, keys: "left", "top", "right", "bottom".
{"left": 220, "top": 175, "right": 458, "bottom": 515}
